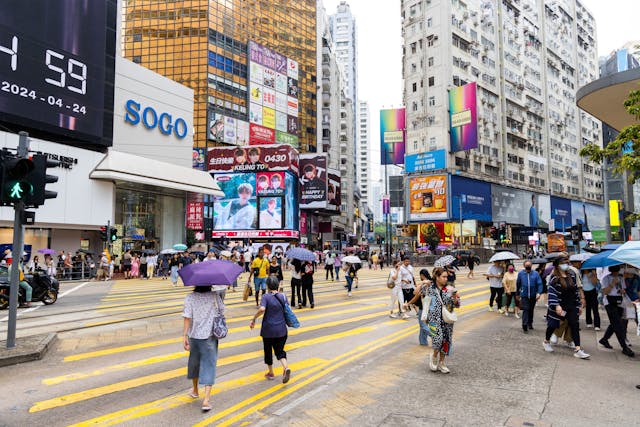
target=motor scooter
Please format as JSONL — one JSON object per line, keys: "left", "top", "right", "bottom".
{"left": 0, "top": 269, "right": 59, "bottom": 309}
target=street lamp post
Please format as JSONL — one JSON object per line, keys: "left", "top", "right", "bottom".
{"left": 459, "top": 195, "right": 463, "bottom": 248}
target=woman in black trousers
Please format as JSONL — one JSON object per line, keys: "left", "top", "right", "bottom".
{"left": 300, "top": 261, "right": 315, "bottom": 309}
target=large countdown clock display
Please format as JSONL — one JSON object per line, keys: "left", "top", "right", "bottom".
{"left": 0, "top": 0, "right": 116, "bottom": 146}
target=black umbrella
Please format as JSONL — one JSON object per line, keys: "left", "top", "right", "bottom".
{"left": 142, "top": 249, "right": 157, "bottom": 255}
{"left": 530, "top": 258, "right": 548, "bottom": 264}
{"left": 545, "top": 252, "right": 565, "bottom": 260}
{"left": 77, "top": 249, "right": 94, "bottom": 255}
{"left": 493, "top": 248, "right": 513, "bottom": 252}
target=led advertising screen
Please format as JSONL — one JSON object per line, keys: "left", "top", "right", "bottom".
{"left": 299, "top": 153, "right": 328, "bottom": 209}
{"left": 207, "top": 144, "right": 299, "bottom": 174}
{"left": 247, "top": 41, "right": 299, "bottom": 147}
{"left": 327, "top": 169, "right": 341, "bottom": 212}
{"left": 408, "top": 175, "right": 448, "bottom": 221}
{"left": 212, "top": 171, "right": 298, "bottom": 239}
{"left": 380, "top": 108, "right": 406, "bottom": 165}
{"left": 449, "top": 82, "right": 478, "bottom": 152}
{"left": 0, "top": 0, "right": 116, "bottom": 146}
{"left": 450, "top": 176, "right": 492, "bottom": 222}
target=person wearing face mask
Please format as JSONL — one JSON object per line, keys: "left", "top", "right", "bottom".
{"left": 582, "top": 268, "right": 601, "bottom": 330}
{"left": 517, "top": 261, "right": 543, "bottom": 332}
{"left": 599, "top": 265, "right": 634, "bottom": 357}
{"left": 542, "top": 257, "right": 590, "bottom": 359}
{"left": 503, "top": 264, "right": 519, "bottom": 318}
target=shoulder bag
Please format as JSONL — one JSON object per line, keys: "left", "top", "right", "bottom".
{"left": 211, "top": 297, "right": 228, "bottom": 339}
{"left": 386, "top": 272, "right": 396, "bottom": 289}
{"left": 421, "top": 289, "right": 432, "bottom": 322}
{"left": 436, "top": 288, "right": 457, "bottom": 324}
{"left": 275, "top": 293, "right": 300, "bottom": 328}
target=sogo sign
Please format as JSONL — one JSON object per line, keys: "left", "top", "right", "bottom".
{"left": 124, "top": 99, "right": 188, "bottom": 139}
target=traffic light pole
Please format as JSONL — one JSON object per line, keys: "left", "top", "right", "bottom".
{"left": 6, "top": 132, "right": 29, "bottom": 349}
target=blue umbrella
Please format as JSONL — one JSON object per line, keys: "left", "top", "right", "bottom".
{"left": 178, "top": 259, "right": 243, "bottom": 287}
{"left": 173, "top": 243, "right": 188, "bottom": 251}
{"left": 602, "top": 243, "right": 622, "bottom": 251}
{"left": 580, "top": 250, "right": 623, "bottom": 270}
{"left": 285, "top": 247, "right": 316, "bottom": 262}
{"left": 609, "top": 241, "right": 640, "bottom": 269}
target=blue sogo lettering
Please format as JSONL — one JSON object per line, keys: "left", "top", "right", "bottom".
{"left": 124, "top": 99, "right": 141, "bottom": 125}
{"left": 159, "top": 112, "right": 173, "bottom": 135}
{"left": 124, "top": 99, "right": 188, "bottom": 139}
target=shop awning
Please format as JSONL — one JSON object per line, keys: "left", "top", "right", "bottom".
{"left": 90, "top": 150, "right": 223, "bottom": 197}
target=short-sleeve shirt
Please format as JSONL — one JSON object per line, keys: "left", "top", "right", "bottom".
{"left": 601, "top": 274, "right": 623, "bottom": 306}
{"left": 487, "top": 265, "right": 504, "bottom": 288}
{"left": 260, "top": 292, "right": 288, "bottom": 338}
{"left": 251, "top": 257, "right": 269, "bottom": 278}
{"left": 182, "top": 291, "right": 224, "bottom": 339}
{"left": 399, "top": 264, "right": 415, "bottom": 289}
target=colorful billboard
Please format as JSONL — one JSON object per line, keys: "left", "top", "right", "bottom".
{"left": 551, "top": 196, "right": 572, "bottom": 230}
{"left": 212, "top": 171, "right": 298, "bottom": 237}
{"left": 380, "top": 108, "right": 406, "bottom": 165}
{"left": 408, "top": 175, "right": 448, "bottom": 221}
{"left": 327, "top": 169, "right": 341, "bottom": 212}
{"left": 247, "top": 41, "right": 299, "bottom": 148}
{"left": 207, "top": 144, "right": 299, "bottom": 174}
{"left": 451, "top": 176, "right": 492, "bottom": 222}
{"left": 207, "top": 111, "right": 249, "bottom": 145}
{"left": 448, "top": 82, "right": 478, "bottom": 152}
{"left": 299, "top": 154, "right": 328, "bottom": 209}
{"left": 405, "top": 149, "right": 447, "bottom": 173}
{"left": 571, "top": 201, "right": 606, "bottom": 232}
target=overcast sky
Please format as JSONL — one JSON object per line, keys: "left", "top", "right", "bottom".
{"left": 321, "top": 0, "right": 640, "bottom": 181}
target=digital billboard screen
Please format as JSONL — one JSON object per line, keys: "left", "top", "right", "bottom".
{"left": 408, "top": 175, "right": 448, "bottom": 221}
{"left": 380, "top": 108, "right": 405, "bottom": 165}
{"left": 299, "top": 153, "right": 328, "bottom": 209}
{"left": 449, "top": 82, "right": 478, "bottom": 152}
{"left": 0, "top": 0, "right": 116, "bottom": 146}
{"left": 213, "top": 173, "right": 258, "bottom": 230}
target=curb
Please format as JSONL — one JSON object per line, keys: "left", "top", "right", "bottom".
{"left": 0, "top": 332, "right": 57, "bottom": 367}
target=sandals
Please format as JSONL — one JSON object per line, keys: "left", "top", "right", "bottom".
{"left": 265, "top": 372, "right": 275, "bottom": 380}
{"left": 188, "top": 392, "right": 199, "bottom": 398}
{"left": 201, "top": 403, "right": 211, "bottom": 412}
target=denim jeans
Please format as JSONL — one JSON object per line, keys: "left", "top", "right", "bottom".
{"left": 187, "top": 337, "right": 219, "bottom": 386}
{"left": 417, "top": 309, "right": 429, "bottom": 345}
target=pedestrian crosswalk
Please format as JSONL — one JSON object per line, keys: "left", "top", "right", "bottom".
{"left": 17, "top": 268, "right": 493, "bottom": 426}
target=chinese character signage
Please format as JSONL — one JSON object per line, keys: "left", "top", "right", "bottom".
{"left": 186, "top": 202, "right": 204, "bottom": 230}
{"left": 380, "top": 108, "right": 406, "bottom": 165}
{"left": 247, "top": 41, "right": 299, "bottom": 148}
{"left": 207, "top": 144, "right": 299, "bottom": 174}
{"left": 405, "top": 149, "right": 447, "bottom": 173}
{"left": 408, "top": 175, "right": 448, "bottom": 221}
{"left": 448, "top": 82, "right": 478, "bottom": 152}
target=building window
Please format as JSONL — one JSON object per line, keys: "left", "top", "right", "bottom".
{"left": 428, "top": 96, "right": 435, "bottom": 106}
{"left": 412, "top": 82, "right": 417, "bottom": 92}
{"left": 428, "top": 57, "right": 434, "bottom": 66}
{"left": 428, "top": 76, "right": 435, "bottom": 86}
{"left": 427, "top": 17, "right": 433, "bottom": 27}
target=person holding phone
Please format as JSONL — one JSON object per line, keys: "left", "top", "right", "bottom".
{"left": 542, "top": 256, "right": 590, "bottom": 359}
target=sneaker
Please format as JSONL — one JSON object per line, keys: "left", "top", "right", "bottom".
{"left": 438, "top": 362, "right": 451, "bottom": 374}
{"left": 401, "top": 313, "right": 410, "bottom": 320}
{"left": 515, "top": 313, "right": 520, "bottom": 319}
{"left": 310, "top": 304, "right": 314, "bottom": 309}
{"left": 574, "top": 349, "right": 590, "bottom": 359}
{"left": 428, "top": 354, "right": 438, "bottom": 372}
{"left": 389, "top": 313, "right": 399, "bottom": 319}
{"left": 522, "top": 325, "right": 528, "bottom": 333}
{"left": 265, "top": 372, "right": 275, "bottom": 380}
{"left": 599, "top": 339, "right": 613, "bottom": 349}
{"left": 564, "top": 341, "right": 576, "bottom": 349}
{"left": 498, "top": 308, "right": 505, "bottom": 314}
{"left": 622, "top": 347, "right": 635, "bottom": 358}
{"left": 503, "top": 311, "right": 509, "bottom": 317}
{"left": 543, "top": 341, "right": 554, "bottom": 352}
{"left": 594, "top": 327, "right": 601, "bottom": 331}
{"left": 550, "top": 334, "right": 558, "bottom": 345}
{"left": 586, "top": 324, "right": 593, "bottom": 328}
{"left": 488, "top": 306, "right": 494, "bottom": 312}
{"left": 347, "top": 292, "right": 352, "bottom": 297}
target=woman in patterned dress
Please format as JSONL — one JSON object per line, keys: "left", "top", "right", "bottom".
{"left": 426, "top": 267, "right": 460, "bottom": 373}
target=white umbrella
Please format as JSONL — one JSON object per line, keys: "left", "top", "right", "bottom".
{"left": 488, "top": 251, "right": 520, "bottom": 263}
{"left": 569, "top": 253, "right": 594, "bottom": 262}
{"left": 342, "top": 255, "right": 362, "bottom": 264}
{"left": 434, "top": 255, "right": 456, "bottom": 267}
{"left": 610, "top": 241, "right": 640, "bottom": 269}
{"left": 160, "top": 248, "right": 178, "bottom": 255}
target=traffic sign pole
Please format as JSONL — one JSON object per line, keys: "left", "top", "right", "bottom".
{"left": 6, "top": 132, "right": 29, "bottom": 349}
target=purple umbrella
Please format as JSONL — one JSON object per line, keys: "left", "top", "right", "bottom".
{"left": 38, "top": 248, "right": 57, "bottom": 255}
{"left": 178, "top": 260, "right": 243, "bottom": 287}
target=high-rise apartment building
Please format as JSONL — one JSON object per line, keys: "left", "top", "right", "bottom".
{"left": 402, "top": 0, "right": 603, "bottom": 208}
{"left": 329, "top": 1, "right": 358, "bottom": 104}
{"left": 357, "top": 101, "right": 371, "bottom": 208}
{"left": 121, "top": 0, "right": 318, "bottom": 151}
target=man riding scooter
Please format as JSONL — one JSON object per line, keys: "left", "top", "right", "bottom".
{"left": 6, "top": 252, "right": 33, "bottom": 308}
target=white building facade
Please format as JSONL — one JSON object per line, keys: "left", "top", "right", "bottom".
{"left": 402, "top": 0, "right": 602, "bottom": 204}
{"left": 357, "top": 100, "right": 371, "bottom": 209}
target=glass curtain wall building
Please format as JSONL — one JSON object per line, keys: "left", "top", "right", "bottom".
{"left": 121, "top": 0, "right": 317, "bottom": 152}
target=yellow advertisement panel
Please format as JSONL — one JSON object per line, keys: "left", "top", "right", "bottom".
{"left": 609, "top": 200, "right": 620, "bottom": 227}
{"left": 408, "top": 175, "right": 448, "bottom": 221}
{"left": 262, "top": 107, "right": 276, "bottom": 129}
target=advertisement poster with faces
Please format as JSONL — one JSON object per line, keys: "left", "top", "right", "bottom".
{"left": 259, "top": 196, "right": 283, "bottom": 229}
{"left": 327, "top": 169, "right": 342, "bottom": 212}
{"left": 299, "top": 154, "right": 328, "bottom": 209}
{"left": 408, "top": 175, "right": 448, "bottom": 221}
{"left": 208, "top": 111, "right": 249, "bottom": 145}
{"left": 247, "top": 40, "right": 299, "bottom": 147}
{"left": 213, "top": 173, "right": 258, "bottom": 230}
{"left": 256, "top": 172, "right": 285, "bottom": 195}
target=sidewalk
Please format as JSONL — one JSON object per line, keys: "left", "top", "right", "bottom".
{"left": 272, "top": 307, "right": 639, "bottom": 427}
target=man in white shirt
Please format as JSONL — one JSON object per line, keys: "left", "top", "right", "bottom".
{"left": 485, "top": 261, "right": 505, "bottom": 313}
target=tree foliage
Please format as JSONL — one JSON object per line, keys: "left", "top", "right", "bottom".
{"left": 580, "top": 88, "right": 640, "bottom": 184}
{"left": 423, "top": 223, "right": 440, "bottom": 251}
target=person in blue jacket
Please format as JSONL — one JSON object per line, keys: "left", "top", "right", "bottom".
{"left": 517, "top": 260, "right": 543, "bottom": 333}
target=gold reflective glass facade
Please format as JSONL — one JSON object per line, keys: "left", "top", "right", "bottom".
{"left": 122, "top": 0, "right": 317, "bottom": 152}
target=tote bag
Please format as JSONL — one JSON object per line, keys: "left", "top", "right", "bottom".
{"left": 275, "top": 293, "right": 300, "bottom": 328}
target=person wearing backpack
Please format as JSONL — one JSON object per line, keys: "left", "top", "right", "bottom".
{"left": 250, "top": 276, "right": 292, "bottom": 384}
{"left": 300, "top": 261, "right": 315, "bottom": 308}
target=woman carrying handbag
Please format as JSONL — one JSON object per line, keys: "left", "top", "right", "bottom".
{"left": 426, "top": 267, "right": 460, "bottom": 373}
{"left": 250, "top": 276, "right": 293, "bottom": 383}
